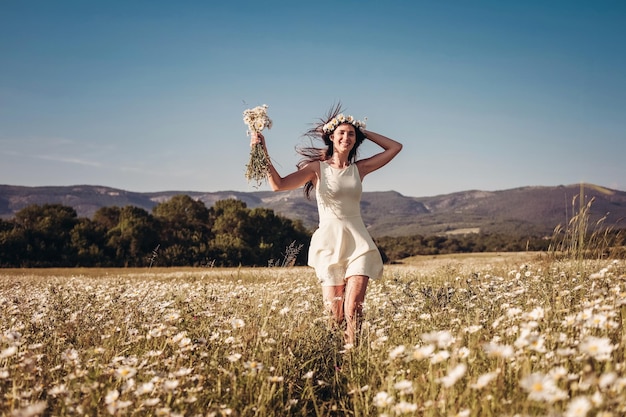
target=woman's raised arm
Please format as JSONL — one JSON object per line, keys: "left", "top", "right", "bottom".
{"left": 356, "top": 129, "right": 403, "bottom": 177}
{"left": 250, "top": 131, "right": 318, "bottom": 191}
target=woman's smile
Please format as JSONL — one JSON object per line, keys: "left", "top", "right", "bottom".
{"left": 332, "top": 124, "right": 356, "bottom": 151}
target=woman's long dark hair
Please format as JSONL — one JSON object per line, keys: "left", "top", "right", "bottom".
{"left": 296, "top": 103, "right": 367, "bottom": 199}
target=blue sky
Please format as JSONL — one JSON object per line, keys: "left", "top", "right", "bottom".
{"left": 1, "top": 0, "right": 625, "bottom": 197}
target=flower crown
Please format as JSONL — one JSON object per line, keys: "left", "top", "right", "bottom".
{"left": 322, "top": 114, "right": 366, "bottom": 134}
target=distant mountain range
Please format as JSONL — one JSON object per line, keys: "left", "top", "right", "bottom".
{"left": 1, "top": 183, "right": 625, "bottom": 237}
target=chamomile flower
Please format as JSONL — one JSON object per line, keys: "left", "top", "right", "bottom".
{"left": 163, "top": 379, "right": 179, "bottom": 391}
{"left": 373, "top": 391, "right": 394, "bottom": 408}
{"left": 422, "top": 330, "right": 455, "bottom": 348}
{"left": 135, "top": 382, "right": 155, "bottom": 396}
{"left": 564, "top": 396, "right": 592, "bottom": 417}
{"left": 579, "top": 336, "right": 615, "bottom": 361}
{"left": 115, "top": 365, "right": 137, "bottom": 380}
{"left": 388, "top": 345, "right": 406, "bottom": 360}
{"left": 392, "top": 401, "right": 418, "bottom": 414}
{"left": 243, "top": 361, "right": 263, "bottom": 374}
{"left": 393, "top": 379, "right": 413, "bottom": 395}
{"left": 410, "top": 344, "right": 435, "bottom": 361}
{"left": 230, "top": 318, "right": 245, "bottom": 329}
{"left": 430, "top": 350, "right": 450, "bottom": 364}
{"left": 438, "top": 363, "right": 466, "bottom": 388}
{"left": 0, "top": 346, "right": 17, "bottom": 359}
{"left": 471, "top": 370, "right": 500, "bottom": 389}
{"left": 520, "top": 372, "right": 568, "bottom": 403}
{"left": 483, "top": 342, "right": 514, "bottom": 359}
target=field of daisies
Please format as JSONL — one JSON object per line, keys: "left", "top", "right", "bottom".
{"left": 1, "top": 253, "right": 625, "bottom": 417}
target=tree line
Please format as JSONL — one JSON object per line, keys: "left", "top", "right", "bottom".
{"left": 377, "top": 229, "right": 625, "bottom": 261}
{"left": 376, "top": 233, "right": 551, "bottom": 261}
{"left": 0, "top": 196, "right": 310, "bottom": 268}
{"left": 2, "top": 195, "right": 623, "bottom": 268}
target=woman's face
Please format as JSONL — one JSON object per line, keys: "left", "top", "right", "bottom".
{"left": 330, "top": 123, "right": 356, "bottom": 154}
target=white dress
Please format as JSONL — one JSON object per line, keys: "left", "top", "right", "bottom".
{"left": 308, "top": 161, "right": 384, "bottom": 286}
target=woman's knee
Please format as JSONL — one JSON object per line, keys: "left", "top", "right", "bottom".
{"left": 345, "top": 275, "right": 368, "bottom": 300}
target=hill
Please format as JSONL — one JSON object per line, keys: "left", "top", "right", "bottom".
{"left": 1, "top": 183, "right": 625, "bottom": 237}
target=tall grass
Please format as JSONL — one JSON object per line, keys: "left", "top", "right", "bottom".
{"left": 2, "top": 255, "right": 626, "bottom": 416}
{"left": 549, "top": 183, "right": 618, "bottom": 268}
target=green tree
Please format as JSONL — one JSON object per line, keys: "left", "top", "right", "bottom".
{"left": 209, "top": 199, "right": 252, "bottom": 266}
{"left": 70, "top": 218, "right": 109, "bottom": 267}
{"left": 12, "top": 204, "right": 79, "bottom": 266}
{"left": 93, "top": 206, "right": 122, "bottom": 230}
{"left": 207, "top": 199, "right": 311, "bottom": 267}
{"left": 105, "top": 206, "right": 159, "bottom": 266}
{"left": 0, "top": 218, "right": 22, "bottom": 267}
{"left": 247, "top": 207, "right": 310, "bottom": 266}
{"left": 152, "top": 195, "right": 213, "bottom": 266}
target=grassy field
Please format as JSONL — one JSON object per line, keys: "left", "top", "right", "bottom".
{"left": 1, "top": 252, "right": 625, "bottom": 416}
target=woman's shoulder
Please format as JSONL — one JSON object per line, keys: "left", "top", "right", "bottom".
{"left": 299, "top": 159, "right": 322, "bottom": 177}
{"left": 302, "top": 159, "right": 323, "bottom": 168}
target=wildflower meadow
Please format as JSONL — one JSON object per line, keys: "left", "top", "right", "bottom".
{"left": 1, "top": 253, "right": 625, "bottom": 416}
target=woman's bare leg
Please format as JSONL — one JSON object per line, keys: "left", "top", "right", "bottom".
{"left": 322, "top": 285, "right": 345, "bottom": 328}
{"left": 344, "top": 275, "right": 369, "bottom": 345}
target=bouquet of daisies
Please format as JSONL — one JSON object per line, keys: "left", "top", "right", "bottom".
{"left": 243, "top": 104, "right": 273, "bottom": 187}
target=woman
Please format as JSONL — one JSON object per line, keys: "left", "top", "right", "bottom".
{"left": 250, "top": 104, "right": 402, "bottom": 345}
